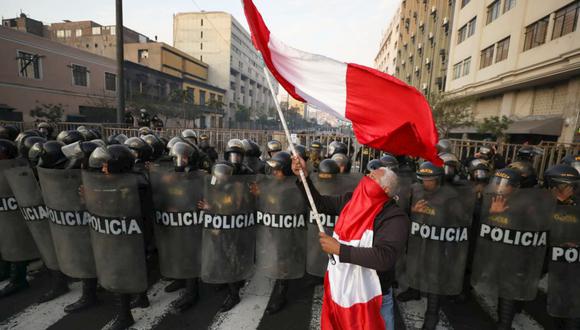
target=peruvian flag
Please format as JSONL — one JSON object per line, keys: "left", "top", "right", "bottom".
{"left": 242, "top": 0, "right": 442, "bottom": 165}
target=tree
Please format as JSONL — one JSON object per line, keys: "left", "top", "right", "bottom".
{"left": 428, "top": 93, "right": 474, "bottom": 138}
{"left": 207, "top": 99, "right": 225, "bottom": 110}
{"left": 476, "top": 115, "right": 513, "bottom": 142}
{"left": 235, "top": 104, "right": 251, "bottom": 122}
{"left": 30, "top": 103, "right": 64, "bottom": 123}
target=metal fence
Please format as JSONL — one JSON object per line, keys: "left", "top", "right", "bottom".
{"left": 2, "top": 121, "right": 578, "bottom": 177}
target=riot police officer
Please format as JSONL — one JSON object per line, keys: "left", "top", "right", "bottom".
{"left": 244, "top": 139, "right": 265, "bottom": 174}
{"left": 0, "top": 125, "right": 20, "bottom": 141}
{"left": 56, "top": 130, "right": 85, "bottom": 146}
{"left": 380, "top": 154, "right": 399, "bottom": 172}
{"left": 225, "top": 139, "right": 254, "bottom": 175}
{"left": 327, "top": 141, "right": 348, "bottom": 158}
{"left": 436, "top": 139, "right": 453, "bottom": 155}
{"left": 199, "top": 133, "right": 218, "bottom": 164}
{"left": 106, "top": 133, "right": 128, "bottom": 145}
{"left": 37, "top": 122, "right": 54, "bottom": 140}
{"left": 141, "top": 134, "right": 166, "bottom": 161}
{"left": 508, "top": 161, "right": 538, "bottom": 188}
{"left": 331, "top": 153, "right": 351, "bottom": 174}
{"left": 307, "top": 140, "right": 322, "bottom": 173}
{"left": 266, "top": 139, "right": 282, "bottom": 158}
{"left": 561, "top": 154, "right": 580, "bottom": 174}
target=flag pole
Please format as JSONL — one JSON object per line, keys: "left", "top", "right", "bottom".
{"left": 263, "top": 67, "right": 336, "bottom": 265}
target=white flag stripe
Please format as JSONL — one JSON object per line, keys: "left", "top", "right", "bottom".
{"left": 125, "top": 280, "right": 181, "bottom": 330}
{"left": 0, "top": 282, "right": 81, "bottom": 330}
{"left": 309, "top": 285, "right": 324, "bottom": 330}
{"left": 472, "top": 290, "right": 543, "bottom": 330}
{"left": 208, "top": 273, "right": 274, "bottom": 330}
{"left": 268, "top": 35, "right": 348, "bottom": 118}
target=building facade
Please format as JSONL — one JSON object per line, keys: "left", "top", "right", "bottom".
{"left": 446, "top": 0, "right": 580, "bottom": 143}
{"left": 375, "top": 0, "right": 456, "bottom": 94}
{"left": 2, "top": 13, "right": 45, "bottom": 37}
{"left": 173, "top": 12, "right": 278, "bottom": 126}
{"left": 0, "top": 26, "right": 117, "bottom": 121}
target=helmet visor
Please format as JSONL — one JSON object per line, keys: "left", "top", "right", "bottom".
{"left": 61, "top": 141, "right": 82, "bottom": 159}
{"left": 88, "top": 147, "right": 110, "bottom": 169}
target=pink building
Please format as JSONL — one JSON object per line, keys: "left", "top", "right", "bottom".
{"left": 0, "top": 26, "right": 118, "bottom": 122}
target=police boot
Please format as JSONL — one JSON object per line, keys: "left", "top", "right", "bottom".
{"left": 38, "top": 270, "right": 69, "bottom": 303}
{"left": 0, "top": 260, "right": 10, "bottom": 282}
{"left": 164, "top": 279, "right": 185, "bottom": 293}
{"left": 0, "top": 262, "right": 29, "bottom": 298}
{"left": 497, "top": 298, "right": 516, "bottom": 330}
{"left": 172, "top": 278, "right": 200, "bottom": 313}
{"left": 397, "top": 287, "right": 421, "bottom": 302}
{"left": 219, "top": 283, "right": 241, "bottom": 313}
{"left": 266, "top": 279, "right": 288, "bottom": 315}
{"left": 130, "top": 291, "right": 150, "bottom": 309}
{"left": 422, "top": 294, "right": 440, "bottom": 330}
{"left": 64, "top": 278, "right": 98, "bottom": 313}
{"left": 107, "top": 293, "right": 134, "bottom": 330}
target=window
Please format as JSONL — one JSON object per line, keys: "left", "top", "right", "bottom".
{"left": 480, "top": 45, "right": 494, "bottom": 68}
{"left": 17, "top": 51, "right": 41, "bottom": 79}
{"left": 186, "top": 88, "right": 194, "bottom": 103}
{"left": 200, "top": 31, "right": 203, "bottom": 38}
{"left": 486, "top": 1, "right": 501, "bottom": 24}
{"left": 200, "top": 55, "right": 203, "bottom": 62}
{"left": 467, "top": 17, "right": 477, "bottom": 37}
{"left": 463, "top": 57, "right": 471, "bottom": 76}
{"left": 552, "top": 1, "right": 580, "bottom": 39}
{"left": 56, "top": 30, "right": 65, "bottom": 38}
{"left": 457, "top": 25, "right": 467, "bottom": 44}
{"left": 523, "top": 16, "right": 549, "bottom": 51}
{"left": 199, "top": 90, "right": 206, "bottom": 105}
{"left": 201, "top": 19, "right": 204, "bottom": 26}
{"left": 92, "top": 27, "right": 101, "bottom": 35}
{"left": 495, "top": 37, "right": 510, "bottom": 62}
{"left": 138, "top": 49, "right": 149, "bottom": 62}
{"left": 503, "top": 0, "right": 516, "bottom": 13}
{"left": 64, "top": 30, "right": 71, "bottom": 37}
{"left": 105, "top": 72, "right": 116, "bottom": 91}
{"left": 75, "top": 29, "right": 82, "bottom": 37}
{"left": 72, "top": 64, "right": 89, "bottom": 87}
{"left": 453, "top": 62, "right": 462, "bottom": 79}
{"left": 461, "top": 0, "right": 470, "bottom": 8}
{"left": 200, "top": 42, "right": 203, "bottom": 50}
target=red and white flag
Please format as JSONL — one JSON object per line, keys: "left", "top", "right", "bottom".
{"left": 242, "top": 0, "right": 442, "bottom": 165}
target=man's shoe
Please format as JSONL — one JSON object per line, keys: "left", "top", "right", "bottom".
{"left": 265, "top": 280, "right": 288, "bottom": 315}
{"left": 164, "top": 280, "right": 185, "bottom": 293}
{"left": 130, "top": 292, "right": 150, "bottom": 309}
{"left": 0, "top": 281, "right": 29, "bottom": 298}
{"left": 219, "top": 293, "right": 241, "bottom": 313}
{"left": 421, "top": 313, "right": 439, "bottom": 330}
{"left": 171, "top": 279, "right": 200, "bottom": 313}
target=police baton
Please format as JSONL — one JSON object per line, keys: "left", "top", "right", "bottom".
{"left": 264, "top": 68, "right": 337, "bottom": 265}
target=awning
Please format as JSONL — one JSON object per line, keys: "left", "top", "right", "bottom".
{"left": 506, "top": 117, "right": 563, "bottom": 136}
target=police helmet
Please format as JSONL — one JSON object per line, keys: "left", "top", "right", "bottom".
{"left": 211, "top": 161, "right": 234, "bottom": 184}
{"left": 142, "top": 134, "right": 165, "bottom": 160}
{"left": 0, "top": 139, "right": 18, "bottom": 160}
{"left": 15, "top": 130, "right": 41, "bottom": 149}
{"left": 477, "top": 145, "right": 494, "bottom": 160}
{"left": 436, "top": 139, "right": 453, "bottom": 154}
{"left": 331, "top": 153, "right": 351, "bottom": 173}
{"left": 27, "top": 142, "right": 45, "bottom": 166}
{"left": 37, "top": 122, "right": 53, "bottom": 138}
{"left": 181, "top": 129, "right": 198, "bottom": 145}
{"left": 290, "top": 144, "right": 308, "bottom": 161}
{"left": 105, "top": 145, "right": 136, "bottom": 173}
{"left": 266, "top": 151, "right": 292, "bottom": 176}
{"left": 490, "top": 168, "right": 521, "bottom": 193}
{"left": 266, "top": 140, "right": 282, "bottom": 154}
{"left": 19, "top": 135, "right": 46, "bottom": 159}
{"left": 243, "top": 139, "right": 261, "bottom": 158}
{"left": 37, "top": 141, "right": 67, "bottom": 168}
{"left": 106, "top": 133, "right": 128, "bottom": 145}
{"left": 138, "top": 126, "right": 154, "bottom": 137}
{"left": 367, "top": 159, "right": 385, "bottom": 173}
{"left": 507, "top": 161, "right": 537, "bottom": 188}
{"left": 379, "top": 154, "right": 399, "bottom": 171}
{"left": 169, "top": 142, "right": 197, "bottom": 172}
{"left": 318, "top": 159, "right": 340, "bottom": 179}
{"left": 327, "top": 141, "right": 348, "bottom": 157}
{"left": 56, "top": 130, "right": 84, "bottom": 145}
{"left": 516, "top": 146, "right": 541, "bottom": 162}
{"left": 468, "top": 158, "right": 491, "bottom": 182}
{"left": 416, "top": 161, "right": 444, "bottom": 181}
{"left": 561, "top": 154, "right": 580, "bottom": 174}
{"left": 440, "top": 152, "right": 460, "bottom": 180}
{"left": 310, "top": 140, "right": 322, "bottom": 150}
{"left": 199, "top": 134, "right": 210, "bottom": 149}
{"left": 544, "top": 164, "right": 579, "bottom": 188}
{"left": 0, "top": 125, "right": 20, "bottom": 141}
{"left": 225, "top": 139, "right": 245, "bottom": 165}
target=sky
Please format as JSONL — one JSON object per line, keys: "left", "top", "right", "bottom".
{"left": 1, "top": 0, "right": 399, "bottom": 66}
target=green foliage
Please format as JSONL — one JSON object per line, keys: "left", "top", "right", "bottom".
{"left": 30, "top": 103, "right": 64, "bottom": 123}
{"left": 235, "top": 104, "right": 251, "bottom": 122}
{"left": 476, "top": 115, "right": 513, "bottom": 141}
{"left": 428, "top": 93, "right": 474, "bottom": 138}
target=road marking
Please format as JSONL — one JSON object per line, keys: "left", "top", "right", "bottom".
{"left": 309, "top": 285, "right": 323, "bottom": 330}
{"left": 0, "top": 282, "right": 81, "bottom": 330}
{"left": 123, "top": 281, "right": 181, "bottom": 330}
{"left": 472, "top": 290, "right": 543, "bottom": 330}
{"left": 394, "top": 290, "right": 453, "bottom": 330}
{"left": 208, "top": 273, "right": 274, "bottom": 330}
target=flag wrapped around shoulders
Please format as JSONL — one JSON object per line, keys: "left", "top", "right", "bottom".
{"left": 242, "top": 0, "right": 442, "bottom": 165}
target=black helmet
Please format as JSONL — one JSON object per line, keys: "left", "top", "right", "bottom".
{"left": 211, "top": 161, "right": 234, "bottom": 184}
{"left": 56, "top": 130, "right": 84, "bottom": 145}
{"left": 544, "top": 164, "right": 579, "bottom": 188}
{"left": 61, "top": 141, "right": 100, "bottom": 169}
{"left": 199, "top": 134, "right": 210, "bottom": 149}
{"left": 0, "top": 139, "right": 18, "bottom": 160}
{"left": 15, "top": 130, "right": 41, "bottom": 149}
{"left": 37, "top": 141, "right": 67, "bottom": 168}
{"left": 379, "top": 154, "right": 399, "bottom": 171}
{"left": 243, "top": 139, "right": 262, "bottom": 158}
{"left": 37, "top": 122, "right": 53, "bottom": 138}
{"left": 181, "top": 129, "right": 198, "bottom": 145}
{"left": 477, "top": 145, "right": 494, "bottom": 160}
{"left": 167, "top": 136, "right": 185, "bottom": 151}
{"left": 439, "top": 152, "right": 460, "bottom": 181}
{"left": 290, "top": 144, "right": 308, "bottom": 161}
{"left": 516, "top": 146, "right": 542, "bottom": 162}
{"left": 468, "top": 158, "right": 491, "bottom": 182}
{"left": 318, "top": 159, "right": 339, "bottom": 179}
{"left": 224, "top": 139, "right": 245, "bottom": 165}
{"left": 77, "top": 127, "right": 101, "bottom": 141}
{"left": 0, "top": 125, "right": 20, "bottom": 141}
{"left": 416, "top": 161, "right": 444, "bottom": 181}
{"left": 561, "top": 154, "right": 580, "bottom": 174}
{"left": 266, "top": 140, "right": 282, "bottom": 154}
{"left": 331, "top": 153, "right": 351, "bottom": 173}
{"left": 142, "top": 134, "right": 165, "bottom": 160}
{"left": 310, "top": 140, "right": 322, "bottom": 150}
{"left": 104, "top": 145, "right": 135, "bottom": 173}
{"left": 138, "top": 126, "right": 154, "bottom": 137}
{"left": 367, "top": 159, "right": 385, "bottom": 173}
{"left": 327, "top": 141, "right": 348, "bottom": 157}
{"left": 169, "top": 142, "right": 197, "bottom": 172}
{"left": 106, "top": 133, "right": 128, "bottom": 145}
{"left": 19, "top": 135, "right": 46, "bottom": 159}
{"left": 490, "top": 168, "right": 521, "bottom": 192}
{"left": 28, "top": 142, "right": 45, "bottom": 166}
{"left": 436, "top": 139, "right": 452, "bottom": 154}
{"left": 124, "top": 137, "right": 153, "bottom": 162}
{"left": 266, "top": 151, "right": 292, "bottom": 176}
{"left": 507, "top": 161, "right": 537, "bottom": 188}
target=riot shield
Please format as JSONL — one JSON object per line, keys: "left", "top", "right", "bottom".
{"left": 82, "top": 171, "right": 147, "bottom": 294}
{"left": 547, "top": 202, "right": 580, "bottom": 318}
{"left": 307, "top": 174, "right": 362, "bottom": 277}
{"left": 37, "top": 167, "right": 96, "bottom": 278}
{"left": 404, "top": 184, "right": 471, "bottom": 295}
{"left": 256, "top": 175, "right": 307, "bottom": 279}
{"left": 0, "top": 159, "right": 39, "bottom": 262}
{"left": 471, "top": 188, "right": 554, "bottom": 301}
{"left": 150, "top": 167, "right": 206, "bottom": 279}
{"left": 5, "top": 166, "right": 59, "bottom": 270}
{"left": 201, "top": 175, "right": 256, "bottom": 284}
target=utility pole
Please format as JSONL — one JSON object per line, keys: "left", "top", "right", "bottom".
{"left": 115, "top": 0, "right": 125, "bottom": 124}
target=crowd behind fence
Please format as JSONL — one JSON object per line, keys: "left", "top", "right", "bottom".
{"left": 2, "top": 121, "right": 579, "bottom": 178}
